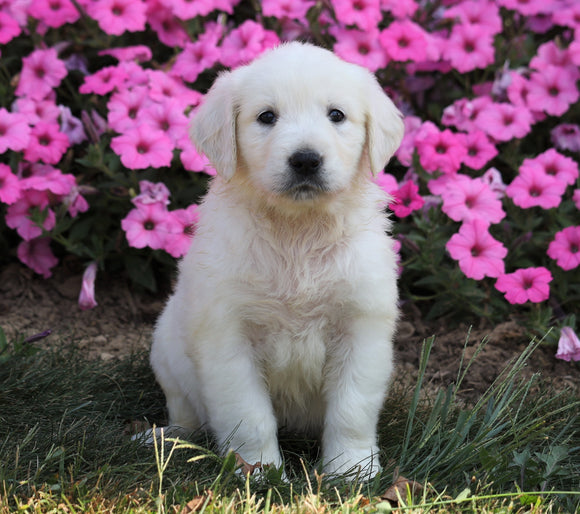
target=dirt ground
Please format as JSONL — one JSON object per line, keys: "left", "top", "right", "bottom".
{"left": 1, "top": 262, "right": 578, "bottom": 401}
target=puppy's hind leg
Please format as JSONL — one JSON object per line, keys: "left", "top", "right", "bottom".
{"left": 134, "top": 356, "right": 202, "bottom": 445}
{"left": 137, "top": 303, "right": 205, "bottom": 444}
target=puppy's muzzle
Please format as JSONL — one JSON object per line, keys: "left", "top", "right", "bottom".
{"left": 283, "top": 149, "right": 328, "bottom": 200}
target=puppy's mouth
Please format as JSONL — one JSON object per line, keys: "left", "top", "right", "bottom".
{"left": 279, "top": 178, "right": 329, "bottom": 201}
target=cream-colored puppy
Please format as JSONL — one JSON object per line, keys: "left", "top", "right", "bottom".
{"left": 150, "top": 42, "right": 403, "bottom": 479}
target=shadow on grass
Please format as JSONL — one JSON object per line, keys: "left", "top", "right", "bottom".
{"left": 0, "top": 331, "right": 578, "bottom": 512}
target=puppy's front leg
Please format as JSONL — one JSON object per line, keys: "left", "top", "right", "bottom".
{"left": 322, "top": 316, "right": 395, "bottom": 479}
{"left": 195, "top": 325, "right": 283, "bottom": 469}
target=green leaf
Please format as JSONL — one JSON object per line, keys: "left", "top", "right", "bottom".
{"left": 0, "top": 326, "right": 7, "bottom": 355}
{"left": 125, "top": 255, "right": 157, "bottom": 292}
{"left": 454, "top": 488, "right": 471, "bottom": 502}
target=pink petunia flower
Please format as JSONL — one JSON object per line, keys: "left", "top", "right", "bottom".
{"left": 457, "top": 130, "right": 498, "bottom": 170}
{"left": 550, "top": 123, "right": 580, "bottom": 152}
{"left": 331, "top": 0, "right": 381, "bottom": 32}
{"left": 0, "top": 163, "right": 21, "bottom": 204}
{"left": 23, "top": 122, "right": 69, "bottom": 164}
{"left": 99, "top": 45, "right": 152, "bottom": 63}
{"left": 146, "top": 70, "right": 202, "bottom": 108}
{"left": 262, "top": 0, "right": 314, "bottom": 19}
{"left": 506, "top": 71, "right": 531, "bottom": 106}
{"left": 547, "top": 226, "right": 580, "bottom": 271}
{"left": 88, "top": 0, "right": 146, "bottom": 35}
{"left": 158, "top": 0, "right": 218, "bottom": 20}
{"left": 111, "top": 125, "right": 173, "bottom": 170}
{"left": 209, "top": 0, "right": 242, "bottom": 14}
{"left": 5, "top": 190, "right": 56, "bottom": 241}
{"left": 505, "top": 70, "right": 546, "bottom": 122}
{"left": 552, "top": 4, "right": 580, "bottom": 30}
{"left": 527, "top": 65, "right": 580, "bottom": 117}
{"left": 555, "top": 327, "right": 580, "bottom": 362}
{"left": 64, "top": 185, "right": 90, "bottom": 217}
{"left": 331, "top": 27, "right": 387, "bottom": 71}
{"left": 132, "top": 180, "right": 171, "bottom": 207}
{"left": 115, "top": 61, "right": 149, "bottom": 89}
{"left": 28, "top": 0, "right": 80, "bottom": 28}
{"left": 107, "top": 86, "right": 151, "bottom": 133}
{"left": 380, "top": 0, "right": 417, "bottom": 19}
{"left": 17, "top": 237, "right": 59, "bottom": 278}
{"left": 137, "top": 100, "right": 188, "bottom": 145}
{"left": 172, "top": 38, "right": 221, "bottom": 83}
{"left": 18, "top": 163, "right": 75, "bottom": 196}
{"left": 442, "top": 23, "right": 495, "bottom": 73}
{"left": 395, "top": 115, "right": 422, "bottom": 166}
{"left": 574, "top": 189, "right": 580, "bottom": 210}
{"left": 446, "top": 218, "right": 507, "bottom": 280}
{"left": 526, "top": 13, "right": 555, "bottom": 34}
{"left": 2, "top": 0, "right": 28, "bottom": 25}
{"left": 374, "top": 171, "right": 398, "bottom": 196}
{"left": 476, "top": 102, "right": 533, "bottom": 142}
{"left": 416, "top": 124, "right": 467, "bottom": 174}
{"left": 495, "top": 267, "right": 553, "bottom": 304}
{"left": 524, "top": 149, "right": 578, "bottom": 186}
{"left": 177, "top": 134, "right": 213, "bottom": 173}
{"left": 79, "top": 261, "right": 98, "bottom": 310}
{"left": 506, "top": 165, "right": 564, "bottom": 210}
{"left": 530, "top": 41, "right": 579, "bottom": 76}
{"left": 482, "top": 167, "right": 507, "bottom": 198}
{"left": 379, "top": 20, "right": 430, "bottom": 62}
{"left": 497, "top": 0, "right": 549, "bottom": 16}
{"left": 15, "top": 48, "right": 68, "bottom": 100}
{"left": 121, "top": 202, "right": 171, "bottom": 250}
{"left": 441, "top": 176, "right": 505, "bottom": 225}
{"left": 442, "top": 96, "right": 493, "bottom": 132}
{"left": 22, "top": 122, "right": 67, "bottom": 163}
{"left": 13, "top": 98, "right": 60, "bottom": 125}
{"left": 59, "top": 106, "right": 86, "bottom": 145}
{"left": 79, "top": 65, "right": 129, "bottom": 95}
{"left": 0, "top": 108, "right": 30, "bottom": 153}
{"left": 219, "top": 20, "right": 279, "bottom": 69}
{"left": 390, "top": 180, "right": 424, "bottom": 218}
{"left": 0, "top": 11, "right": 22, "bottom": 44}
{"left": 443, "top": 0, "right": 502, "bottom": 35}
{"left": 146, "top": 7, "right": 189, "bottom": 47}
{"left": 163, "top": 204, "right": 200, "bottom": 258}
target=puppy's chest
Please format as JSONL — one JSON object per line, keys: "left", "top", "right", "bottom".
{"left": 238, "top": 243, "right": 353, "bottom": 386}
{"left": 241, "top": 242, "right": 353, "bottom": 331}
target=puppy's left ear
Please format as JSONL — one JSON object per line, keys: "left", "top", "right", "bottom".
{"left": 190, "top": 71, "right": 238, "bottom": 181}
{"left": 365, "top": 78, "right": 404, "bottom": 176}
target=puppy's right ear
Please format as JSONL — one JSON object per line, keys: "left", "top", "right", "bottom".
{"left": 190, "top": 71, "right": 238, "bottom": 181}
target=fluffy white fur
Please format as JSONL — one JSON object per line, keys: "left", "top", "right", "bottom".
{"left": 149, "top": 42, "right": 404, "bottom": 479}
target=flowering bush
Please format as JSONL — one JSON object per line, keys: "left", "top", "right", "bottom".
{"left": 1, "top": 0, "right": 579, "bottom": 358}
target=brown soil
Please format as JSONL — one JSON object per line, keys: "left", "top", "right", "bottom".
{"left": 1, "top": 263, "right": 578, "bottom": 401}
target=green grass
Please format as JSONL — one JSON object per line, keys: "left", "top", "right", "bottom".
{"left": 0, "top": 328, "right": 578, "bottom": 513}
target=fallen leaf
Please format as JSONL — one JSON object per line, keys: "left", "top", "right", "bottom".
{"left": 123, "top": 419, "right": 151, "bottom": 436}
{"left": 381, "top": 467, "right": 423, "bottom": 504}
{"left": 234, "top": 452, "right": 262, "bottom": 476}
{"left": 358, "top": 496, "right": 370, "bottom": 507}
{"left": 177, "top": 490, "right": 213, "bottom": 514}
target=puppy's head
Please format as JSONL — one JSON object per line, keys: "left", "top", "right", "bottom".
{"left": 191, "top": 42, "right": 403, "bottom": 204}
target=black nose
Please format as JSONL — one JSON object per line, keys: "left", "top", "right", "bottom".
{"left": 288, "top": 150, "right": 323, "bottom": 176}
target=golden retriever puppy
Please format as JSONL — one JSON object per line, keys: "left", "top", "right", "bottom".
{"left": 149, "top": 42, "right": 403, "bottom": 479}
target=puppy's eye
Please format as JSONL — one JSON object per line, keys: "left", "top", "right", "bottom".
{"left": 257, "top": 111, "right": 277, "bottom": 125}
{"left": 328, "top": 109, "right": 345, "bottom": 123}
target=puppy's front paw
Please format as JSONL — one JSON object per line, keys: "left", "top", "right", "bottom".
{"left": 322, "top": 446, "right": 382, "bottom": 480}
